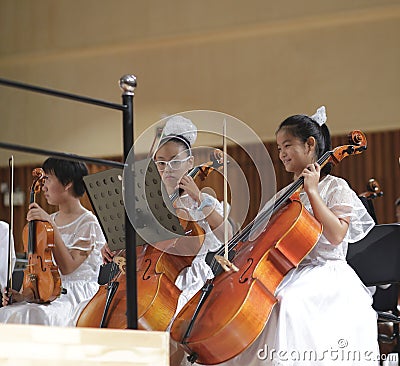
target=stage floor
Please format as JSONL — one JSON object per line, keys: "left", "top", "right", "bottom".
{"left": 0, "top": 324, "right": 169, "bottom": 365}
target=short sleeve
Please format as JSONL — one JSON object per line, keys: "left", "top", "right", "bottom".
{"left": 324, "top": 178, "right": 375, "bottom": 243}
{"left": 71, "top": 222, "right": 103, "bottom": 251}
{"left": 67, "top": 213, "right": 106, "bottom": 252}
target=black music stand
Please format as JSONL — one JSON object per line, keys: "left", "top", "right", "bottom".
{"left": 347, "top": 224, "right": 400, "bottom": 286}
{"left": 83, "top": 158, "right": 184, "bottom": 251}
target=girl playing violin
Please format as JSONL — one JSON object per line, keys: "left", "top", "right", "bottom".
{"left": 189, "top": 107, "right": 379, "bottom": 366}
{"left": 0, "top": 158, "right": 105, "bottom": 325}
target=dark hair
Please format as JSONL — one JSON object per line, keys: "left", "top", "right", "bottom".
{"left": 42, "top": 158, "right": 88, "bottom": 197}
{"left": 276, "top": 114, "right": 333, "bottom": 176}
{"left": 157, "top": 135, "right": 192, "bottom": 156}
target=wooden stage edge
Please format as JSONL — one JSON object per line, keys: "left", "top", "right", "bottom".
{"left": 0, "top": 324, "right": 169, "bottom": 366}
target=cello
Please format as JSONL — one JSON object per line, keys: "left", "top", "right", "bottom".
{"left": 359, "top": 178, "right": 383, "bottom": 201}
{"left": 170, "top": 131, "right": 368, "bottom": 365}
{"left": 76, "top": 150, "right": 225, "bottom": 330}
{"left": 358, "top": 178, "right": 383, "bottom": 224}
{"left": 22, "top": 168, "right": 62, "bottom": 303}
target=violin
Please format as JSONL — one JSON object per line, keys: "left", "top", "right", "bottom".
{"left": 170, "top": 131, "right": 368, "bottom": 365}
{"left": 76, "top": 150, "right": 225, "bottom": 330}
{"left": 22, "top": 168, "right": 62, "bottom": 303}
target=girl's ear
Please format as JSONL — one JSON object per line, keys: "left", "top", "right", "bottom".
{"left": 188, "top": 156, "right": 195, "bottom": 169}
{"left": 65, "top": 182, "right": 73, "bottom": 192}
{"left": 306, "top": 136, "right": 316, "bottom": 152}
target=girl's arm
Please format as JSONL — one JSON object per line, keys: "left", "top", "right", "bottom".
{"left": 302, "top": 163, "right": 349, "bottom": 245}
{"left": 51, "top": 227, "right": 90, "bottom": 275}
{"left": 27, "top": 203, "right": 91, "bottom": 275}
{"left": 178, "top": 176, "right": 233, "bottom": 243}
{"left": 199, "top": 199, "right": 233, "bottom": 243}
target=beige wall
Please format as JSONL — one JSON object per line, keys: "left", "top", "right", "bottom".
{"left": 0, "top": 0, "right": 399, "bottom": 166}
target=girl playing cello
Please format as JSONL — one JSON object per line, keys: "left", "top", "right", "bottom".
{"left": 103, "top": 116, "right": 232, "bottom": 316}
{"left": 154, "top": 116, "right": 233, "bottom": 318}
{"left": 180, "top": 107, "right": 379, "bottom": 365}
{"left": 1, "top": 158, "right": 105, "bottom": 326}
{"left": 101, "top": 116, "right": 232, "bottom": 364}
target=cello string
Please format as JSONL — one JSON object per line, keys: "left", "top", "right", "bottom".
{"left": 209, "top": 149, "right": 334, "bottom": 273}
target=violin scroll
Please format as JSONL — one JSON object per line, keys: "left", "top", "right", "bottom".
{"left": 31, "top": 168, "right": 46, "bottom": 194}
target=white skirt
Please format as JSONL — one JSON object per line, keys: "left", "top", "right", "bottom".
{"left": 180, "top": 260, "right": 380, "bottom": 366}
{"left": 0, "top": 279, "right": 99, "bottom": 326}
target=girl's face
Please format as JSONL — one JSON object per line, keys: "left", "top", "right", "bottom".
{"left": 276, "top": 129, "right": 316, "bottom": 178}
{"left": 41, "top": 172, "right": 71, "bottom": 205}
{"left": 154, "top": 141, "right": 194, "bottom": 190}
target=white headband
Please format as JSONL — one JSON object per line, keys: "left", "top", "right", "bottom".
{"left": 310, "top": 106, "right": 327, "bottom": 126}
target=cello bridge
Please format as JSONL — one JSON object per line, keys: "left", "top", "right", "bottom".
{"left": 214, "top": 255, "right": 239, "bottom": 272}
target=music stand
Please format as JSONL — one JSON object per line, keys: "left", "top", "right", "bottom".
{"left": 347, "top": 224, "right": 400, "bottom": 286}
{"left": 83, "top": 158, "right": 184, "bottom": 251}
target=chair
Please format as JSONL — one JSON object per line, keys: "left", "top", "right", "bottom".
{"left": 11, "top": 256, "right": 27, "bottom": 292}
{"left": 374, "top": 285, "right": 400, "bottom": 351}
{"left": 347, "top": 224, "right": 400, "bottom": 365}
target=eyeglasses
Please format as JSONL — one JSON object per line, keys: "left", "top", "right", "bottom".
{"left": 154, "top": 156, "right": 191, "bottom": 171}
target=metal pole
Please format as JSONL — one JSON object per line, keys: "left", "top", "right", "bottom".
{"left": 119, "top": 75, "right": 138, "bottom": 329}
{"left": 0, "top": 77, "right": 126, "bottom": 111}
{"left": 0, "top": 142, "right": 124, "bottom": 169}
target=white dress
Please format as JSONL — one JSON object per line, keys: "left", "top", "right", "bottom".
{"left": 181, "top": 175, "right": 379, "bottom": 366}
{"left": 170, "top": 193, "right": 226, "bottom": 363}
{"left": 0, "top": 210, "right": 105, "bottom": 326}
{"left": 0, "top": 221, "right": 16, "bottom": 291}
{"left": 173, "top": 193, "right": 225, "bottom": 316}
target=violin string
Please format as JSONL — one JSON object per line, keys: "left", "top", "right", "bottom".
{"left": 169, "top": 166, "right": 201, "bottom": 202}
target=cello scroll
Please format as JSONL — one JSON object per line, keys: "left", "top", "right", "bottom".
{"left": 359, "top": 178, "right": 384, "bottom": 200}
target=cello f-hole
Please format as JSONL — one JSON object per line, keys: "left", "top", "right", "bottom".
{"left": 239, "top": 258, "right": 253, "bottom": 284}
{"left": 142, "top": 258, "right": 152, "bottom": 280}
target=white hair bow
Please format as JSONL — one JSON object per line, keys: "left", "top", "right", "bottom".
{"left": 310, "top": 106, "right": 327, "bottom": 126}
{"left": 162, "top": 115, "right": 197, "bottom": 145}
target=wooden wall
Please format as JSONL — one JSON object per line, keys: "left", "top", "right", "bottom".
{"left": 1, "top": 128, "right": 399, "bottom": 254}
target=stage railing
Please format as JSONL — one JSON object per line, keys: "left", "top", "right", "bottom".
{"left": 0, "top": 75, "right": 138, "bottom": 329}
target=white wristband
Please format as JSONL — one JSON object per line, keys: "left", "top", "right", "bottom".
{"left": 197, "top": 196, "right": 215, "bottom": 211}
